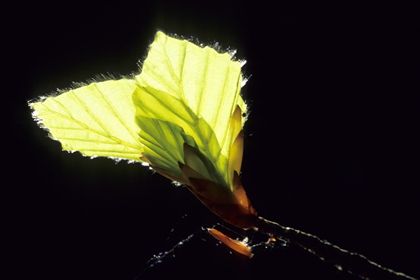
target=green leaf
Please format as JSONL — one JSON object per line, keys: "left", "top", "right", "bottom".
{"left": 30, "top": 79, "right": 144, "bottom": 161}
{"left": 132, "top": 86, "right": 224, "bottom": 175}
{"left": 137, "top": 115, "right": 196, "bottom": 177}
{"left": 134, "top": 31, "right": 247, "bottom": 185}
{"left": 30, "top": 32, "right": 257, "bottom": 228}
{"left": 30, "top": 32, "right": 247, "bottom": 189}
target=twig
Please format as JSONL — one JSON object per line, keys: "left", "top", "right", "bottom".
{"left": 253, "top": 216, "right": 417, "bottom": 280}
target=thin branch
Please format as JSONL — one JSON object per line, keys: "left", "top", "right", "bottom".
{"left": 253, "top": 217, "right": 417, "bottom": 280}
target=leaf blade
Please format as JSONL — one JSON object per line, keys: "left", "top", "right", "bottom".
{"left": 134, "top": 32, "right": 247, "bottom": 185}
{"left": 135, "top": 32, "right": 247, "bottom": 158}
{"left": 30, "top": 79, "right": 144, "bottom": 161}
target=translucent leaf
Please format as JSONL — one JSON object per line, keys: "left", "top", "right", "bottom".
{"left": 30, "top": 32, "right": 248, "bottom": 189}
{"left": 134, "top": 31, "right": 247, "bottom": 185}
{"left": 30, "top": 79, "right": 144, "bottom": 161}
{"left": 133, "top": 87, "right": 224, "bottom": 176}
{"left": 137, "top": 115, "right": 196, "bottom": 177}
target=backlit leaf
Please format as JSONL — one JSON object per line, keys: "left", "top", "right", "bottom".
{"left": 30, "top": 79, "right": 144, "bottom": 161}
{"left": 30, "top": 31, "right": 257, "bottom": 228}
{"left": 134, "top": 31, "right": 247, "bottom": 186}
{"left": 31, "top": 31, "right": 247, "bottom": 187}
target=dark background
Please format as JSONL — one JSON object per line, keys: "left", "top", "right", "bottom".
{"left": 4, "top": 1, "right": 419, "bottom": 279}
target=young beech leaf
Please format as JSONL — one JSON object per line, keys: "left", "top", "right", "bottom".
{"left": 30, "top": 31, "right": 257, "bottom": 229}
{"left": 135, "top": 32, "right": 246, "bottom": 157}
{"left": 30, "top": 79, "right": 144, "bottom": 161}
{"left": 134, "top": 31, "right": 247, "bottom": 185}
{"left": 137, "top": 115, "right": 197, "bottom": 180}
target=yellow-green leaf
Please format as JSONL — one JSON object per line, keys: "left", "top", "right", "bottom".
{"left": 30, "top": 31, "right": 256, "bottom": 229}
{"left": 30, "top": 79, "right": 144, "bottom": 161}
{"left": 137, "top": 115, "right": 196, "bottom": 176}
{"left": 134, "top": 31, "right": 247, "bottom": 186}
{"left": 30, "top": 31, "right": 247, "bottom": 189}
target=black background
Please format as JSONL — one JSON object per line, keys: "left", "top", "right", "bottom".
{"left": 4, "top": 1, "right": 419, "bottom": 279}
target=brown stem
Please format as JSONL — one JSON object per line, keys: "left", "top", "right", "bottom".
{"left": 253, "top": 216, "right": 417, "bottom": 280}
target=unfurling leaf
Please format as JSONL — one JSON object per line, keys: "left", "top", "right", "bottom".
{"left": 30, "top": 31, "right": 257, "bottom": 229}
{"left": 133, "top": 31, "right": 247, "bottom": 187}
